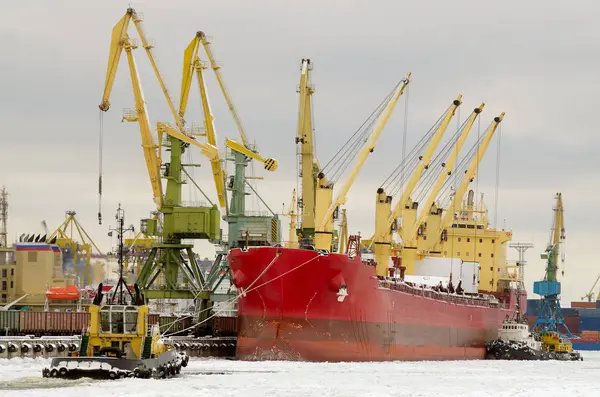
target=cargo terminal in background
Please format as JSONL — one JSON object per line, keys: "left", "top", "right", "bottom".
{"left": 527, "top": 299, "right": 600, "bottom": 350}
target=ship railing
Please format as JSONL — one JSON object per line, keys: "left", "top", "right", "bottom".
{"left": 378, "top": 278, "right": 492, "bottom": 308}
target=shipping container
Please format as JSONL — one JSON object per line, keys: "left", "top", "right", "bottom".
{"left": 159, "top": 316, "right": 181, "bottom": 333}
{"left": 147, "top": 314, "right": 160, "bottom": 325}
{"left": 571, "top": 340, "right": 600, "bottom": 351}
{"left": 46, "top": 312, "right": 71, "bottom": 332}
{"left": 571, "top": 301, "right": 596, "bottom": 309}
{"left": 213, "top": 316, "right": 238, "bottom": 336}
{"left": 562, "top": 308, "right": 579, "bottom": 317}
{"left": 70, "top": 312, "right": 89, "bottom": 333}
{"left": 578, "top": 308, "right": 600, "bottom": 318}
{"left": 0, "top": 311, "right": 20, "bottom": 333}
{"left": 526, "top": 299, "right": 542, "bottom": 316}
{"left": 580, "top": 317, "right": 600, "bottom": 331}
{"left": 565, "top": 315, "right": 580, "bottom": 335}
{"left": 527, "top": 315, "right": 580, "bottom": 335}
{"left": 19, "top": 311, "right": 46, "bottom": 332}
{"left": 581, "top": 330, "right": 599, "bottom": 339}
{"left": 180, "top": 316, "right": 193, "bottom": 332}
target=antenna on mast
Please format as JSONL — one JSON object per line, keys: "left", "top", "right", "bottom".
{"left": 108, "top": 204, "right": 136, "bottom": 305}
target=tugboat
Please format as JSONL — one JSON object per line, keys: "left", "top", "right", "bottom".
{"left": 485, "top": 279, "right": 582, "bottom": 361}
{"left": 539, "top": 330, "right": 582, "bottom": 361}
{"left": 485, "top": 316, "right": 546, "bottom": 360}
{"left": 42, "top": 205, "right": 189, "bottom": 379}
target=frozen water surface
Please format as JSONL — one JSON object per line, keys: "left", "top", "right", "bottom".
{"left": 1, "top": 352, "right": 599, "bottom": 397}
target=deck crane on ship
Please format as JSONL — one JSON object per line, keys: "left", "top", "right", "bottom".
{"left": 312, "top": 73, "right": 411, "bottom": 252}
{"left": 368, "top": 95, "right": 463, "bottom": 277}
{"left": 394, "top": 113, "right": 508, "bottom": 293}
{"left": 292, "top": 58, "right": 411, "bottom": 250}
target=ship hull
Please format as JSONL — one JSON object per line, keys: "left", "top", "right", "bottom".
{"left": 229, "top": 247, "right": 522, "bottom": 362}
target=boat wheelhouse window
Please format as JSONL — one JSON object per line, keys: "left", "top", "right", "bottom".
{"left": 477, "top": 225, "right": 484, "bottom": 229}
{"left": 100, "top": 310, "right": 110, "bottom": 332}
{"left": 458, "top": 224, "right": 467, "bottom": 228}
{"left": 99, "top": 305, "right": 139, "bottom": 334}
{"left": 124, "top": 307, "right": 138, "bottom": 334}
{"left": 467, "top": 225, "right": 475, "bottom": 229}
{"left": 112, "top": 311, "right": 124, "bottom": 333}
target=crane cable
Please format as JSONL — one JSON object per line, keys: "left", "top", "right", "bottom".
{"left": 380, "top": 105, "right": 451, "bottom": 198}
{"left": 98, "top": 110, "right": 104, "bottom": 225}
{"left": 412, "top": 114, "right": 471, "bottom": 204}
{"left": 435, "top": 121, "right": 492, "bottom": 207}
{"left": 321, "top": 80, "right": 402, "bottom": 184}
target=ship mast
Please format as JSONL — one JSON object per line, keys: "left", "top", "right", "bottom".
{"left": 108, "top": 204, "right": 135, "bottom": 305}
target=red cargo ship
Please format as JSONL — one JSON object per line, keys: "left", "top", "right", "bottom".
{"left": 229, "top": 242, "right": 523, "bottom": 362}
{"left": 229, "top": 59, "right": 522, "bottom": 362}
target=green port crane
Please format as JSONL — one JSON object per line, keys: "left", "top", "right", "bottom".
{"left": 533, "top": 192, "right": 573, "bottom": 336}
{"left": 99, "top": 8, "right": 221, "bottom": 302}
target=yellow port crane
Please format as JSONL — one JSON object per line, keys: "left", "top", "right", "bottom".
{"left": 98, "top": 8, "right": 220, "bottom": 213}
{"left": 178, "top": 32, "right": 278, "bottom": 200}
{"left": 179, "top": 31, "right": 281, "bottom": 253}
{"left": 99, "top": 8, "right": 230, "bottom": 299}
{"left": 581, "top": 275, "right": 600, "bottom": 302}
{"left": 47, "top": 211, "right": 103, "bottom": 287}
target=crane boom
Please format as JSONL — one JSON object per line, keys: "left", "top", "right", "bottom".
{"left": 198, "top": 31, "right": 249, "bottom": 147}
{"left": 380, "top": 95, "right": 462, "bottom": 239}
{"left": 179, "top": 35, "right": 227, "bottom": 208}
{"left": 129, "top": 9, "right": 184, "bottom": 131}
{"left": 99, "top": 12, "right": 132, "bottom": 111}
{"left": 297, "top": 59, "right": 316, "bottom": 232}
{"left": 545, "top": 192, "right": 565, "bottom": 282}
{"left": 99, "top": 19, "right": 163, "bottom": 209}
{"left": 316, "top": 73, "right": 411, "bottom": 230}
{"left": 411, "top": 103, "right": 485, "bottom": 238}
{"left": 156, "top": 122, "right": 218, "bottom": 160}
{"left": 225, "top": 138, "right": 278, "bottom": 171}
{"left": 179, "top": 34, "right": 279, "bottom": 209}
{"left": 436, "top": 113, "right": 504, "bottom": 238}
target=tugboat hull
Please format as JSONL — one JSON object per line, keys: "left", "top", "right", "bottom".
{"left": 42, "top": 350, "right": 189, "bottom": 379}
{"left": 485, "top": 339, "right": 582, "bottom": 361}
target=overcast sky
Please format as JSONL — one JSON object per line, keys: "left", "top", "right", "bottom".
{"left": 1, "top": 0, "right": 599, "bottom": 303}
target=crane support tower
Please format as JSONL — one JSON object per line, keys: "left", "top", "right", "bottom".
{"left": 532, "top": 193, "right": 572, "bottom": 336}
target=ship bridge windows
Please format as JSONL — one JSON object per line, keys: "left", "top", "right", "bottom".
{"left": 99, "top": 305, "right": 140, "bottom": 335}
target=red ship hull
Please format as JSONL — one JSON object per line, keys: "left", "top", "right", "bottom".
{"left": 229, "top": 246, "right": 523, "bottom": 362}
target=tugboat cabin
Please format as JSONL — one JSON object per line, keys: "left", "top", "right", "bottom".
{"left": 85, "top": 300, "right": 156, "bottom": 359}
